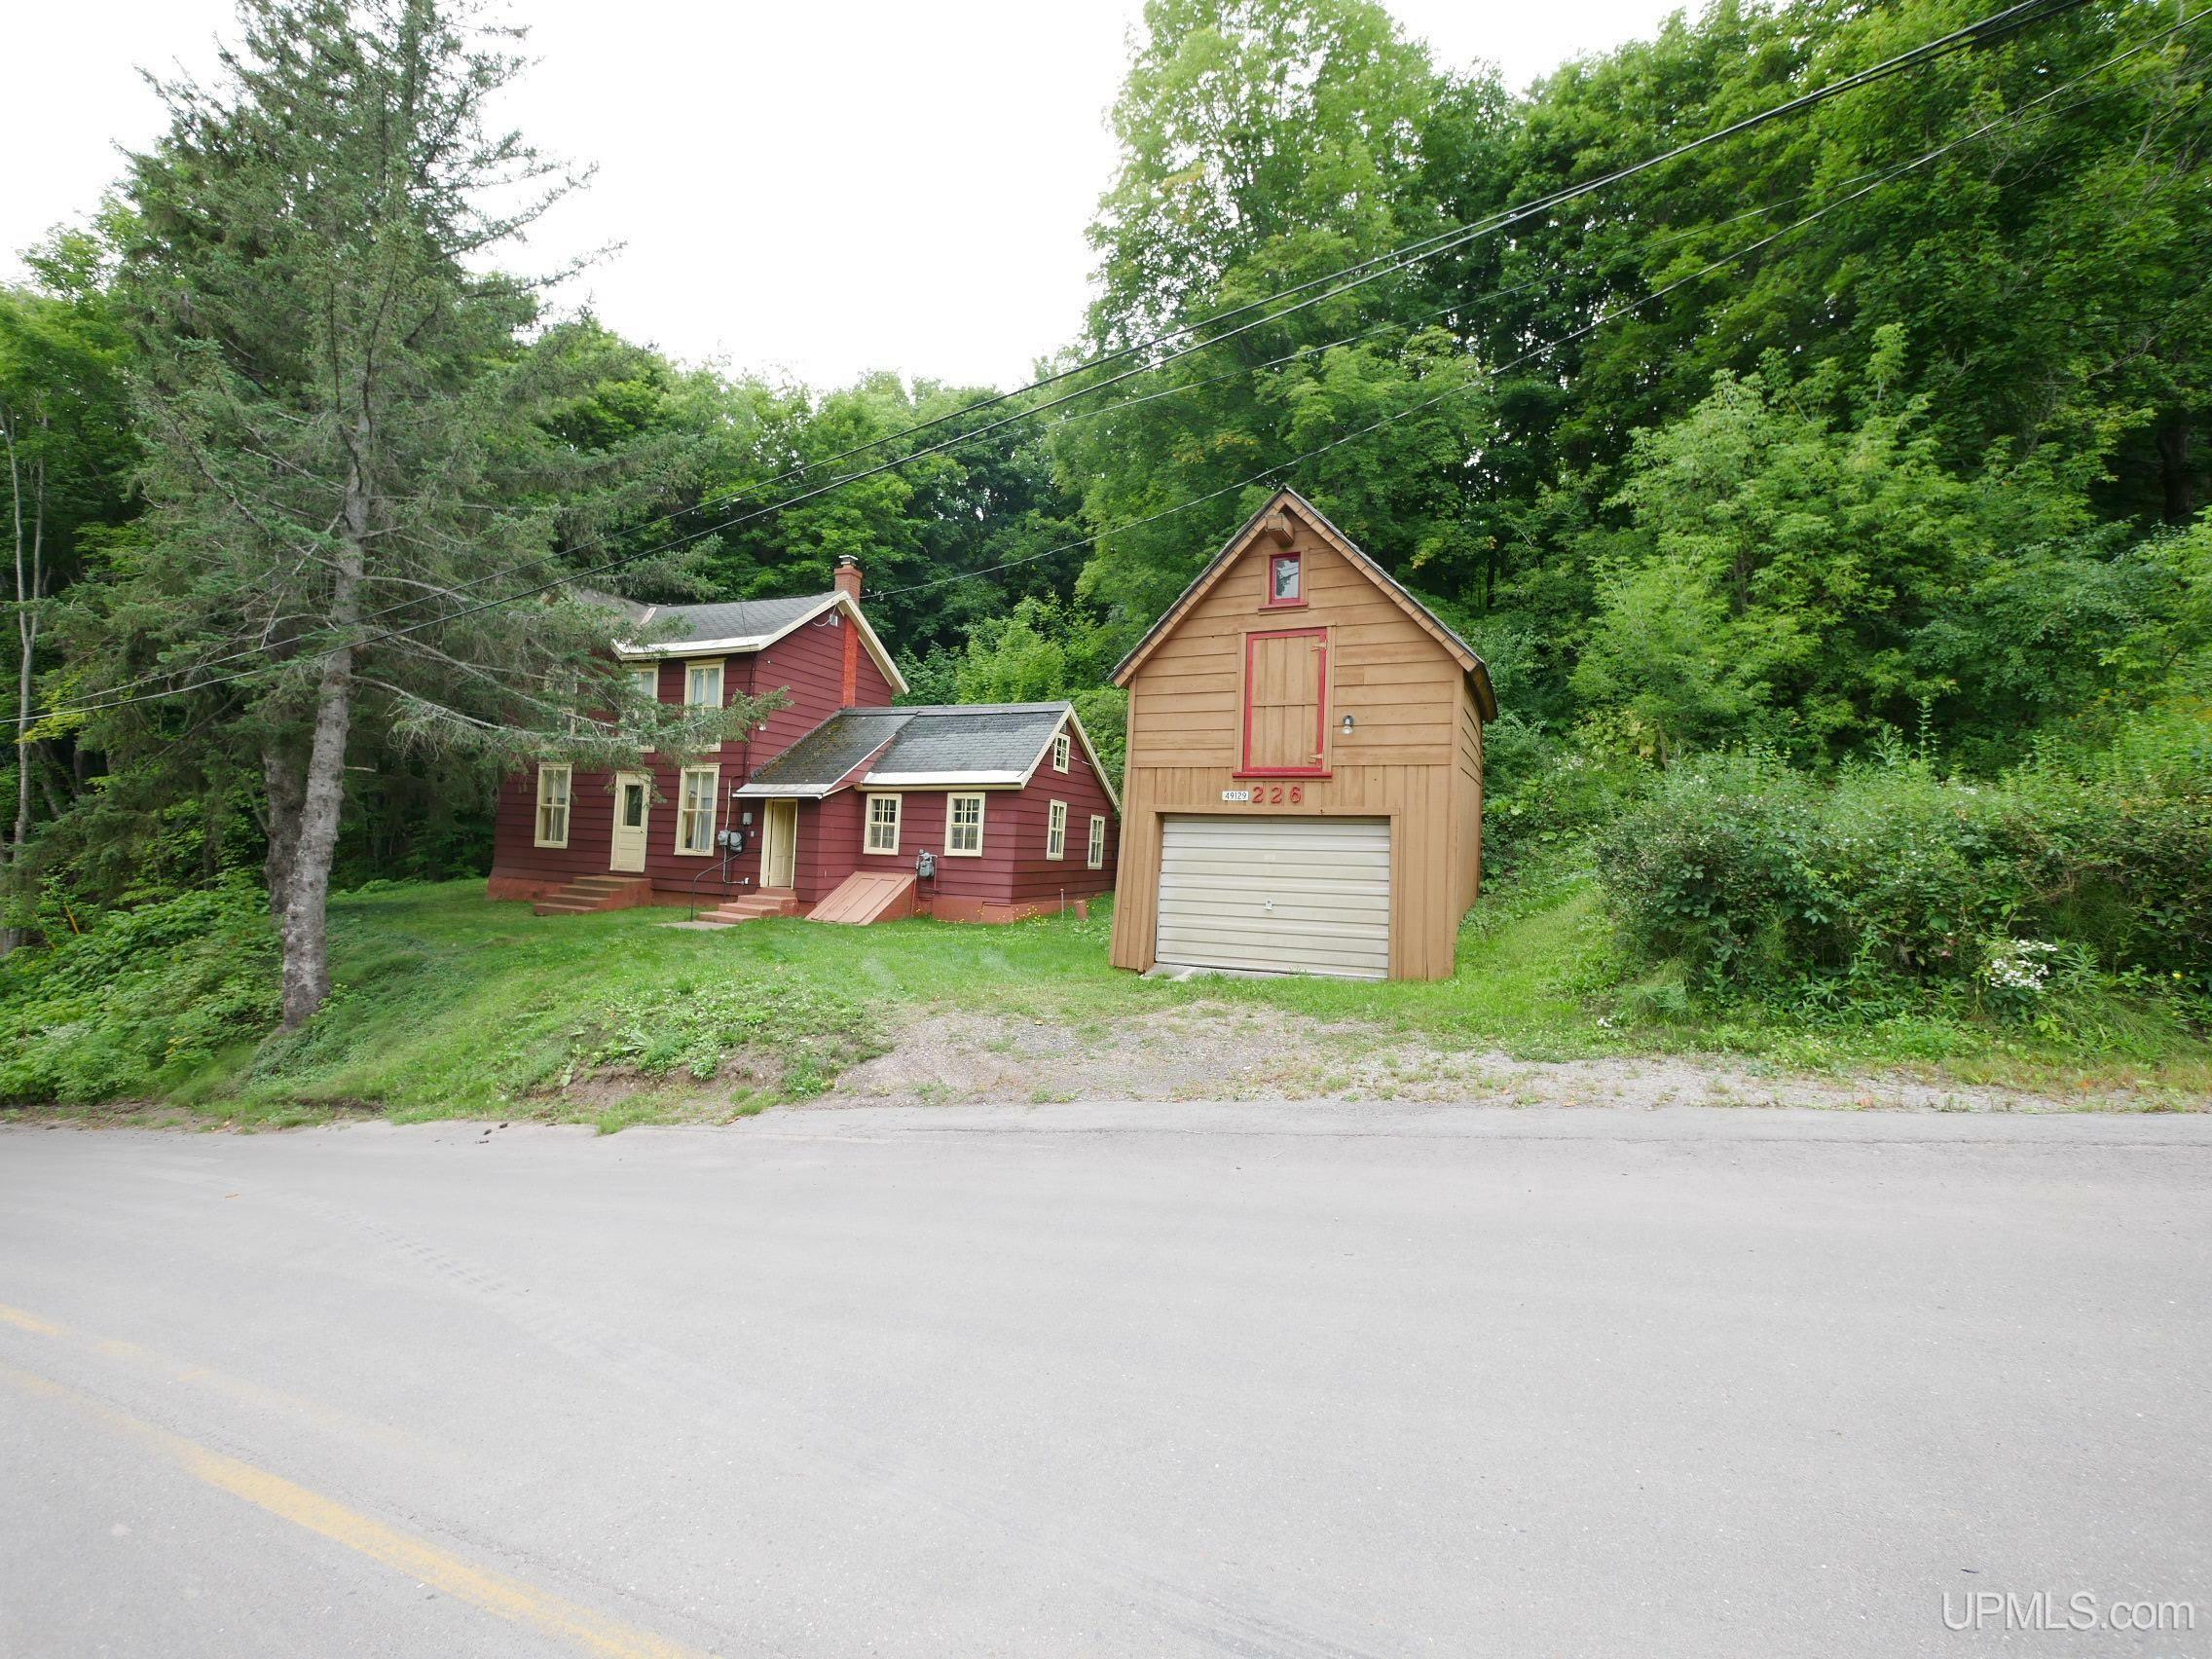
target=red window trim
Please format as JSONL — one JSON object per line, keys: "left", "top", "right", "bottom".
{"left": 1263, "top": 551, "right": 1306, "bottom": 608}
{"left": 1240, "top": 626, "right": 1329, "bottom": 778}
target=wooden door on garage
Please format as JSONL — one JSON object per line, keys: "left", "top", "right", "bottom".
{"left": 1155, "top": 814, "right": 1390, "bottom": 979}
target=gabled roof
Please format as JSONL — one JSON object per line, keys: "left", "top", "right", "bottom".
{"left": 1109, "top": 488, "right": 1496, "bottom": 720}
{"left": 579, "top": 587, "right": 909, "bottom": 695}
{"left": 736, "top": 702, "right": 1119, "bottom": 807}
{"left": 736, "top": 708, "right": 912, "bottom": 799}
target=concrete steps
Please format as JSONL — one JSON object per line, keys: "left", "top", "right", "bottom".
{"left": 695, "top": 888, "right": 803, "bottom": 927}
{"left": 532, "top": 874, "right": 654, "bottom": 917}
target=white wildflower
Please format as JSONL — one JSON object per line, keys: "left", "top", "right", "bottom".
{"left": 1980, "top": 938, "right": 2059, "bottom": 995}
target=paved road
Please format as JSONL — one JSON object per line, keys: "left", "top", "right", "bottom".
{"left": 1, "top": 1105, "right": 2207, "bottom": 1658}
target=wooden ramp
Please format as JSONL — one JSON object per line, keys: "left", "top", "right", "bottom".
{"left": 807, "top": 870, "right": 916, "bottom": 926}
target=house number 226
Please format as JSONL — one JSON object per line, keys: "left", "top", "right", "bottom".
{"left": 1248, "top": 784, "right": 1303, "bottom": 805}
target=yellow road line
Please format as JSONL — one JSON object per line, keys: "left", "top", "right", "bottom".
{"left": 0, "top": 1360, "right": 714, "bottom": 1659}
{"left": 0, "top": 1301, "right": 424, "bottom": 1456}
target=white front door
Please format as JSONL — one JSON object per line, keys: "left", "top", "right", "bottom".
{"left": 610, "top": 772, "right": 649, "bottom": 872}
{"left": 761, "top": 799, "right": 797, "bottom": 889}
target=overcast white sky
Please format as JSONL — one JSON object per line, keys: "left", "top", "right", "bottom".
{"left": 9, "top": 1, "right": 1685, "bottom": 389}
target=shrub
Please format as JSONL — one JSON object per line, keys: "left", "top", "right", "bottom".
{"left": 1591, "top": 754, "right": 1825, "bottom": 989}
{"left": 2018, "top": 698, "right": 2212, "bottom": 984}
{"left": 1485, "top": 741, "right": 1651, "bottom": 876}
{"left": 0, "top": 880, "right": 280, "bottom": 1103}
{"left": 1595, "top": 748, "right": 2210, "bottom": 1014}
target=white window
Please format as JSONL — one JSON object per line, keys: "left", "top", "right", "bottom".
{"left": 866, "top": 793, "right": 902, "bottom": 855}
{"left": 676, "top": 765, "right": 719, "bottom": 856}
{"left": 1046, "top": 799, "right": 1068, "bottom": 860}
{"left": 1052, "top": 730, "right": 1072, "bottom": 773}
{"left": 1087, "top": 814, "right": 1107, "bottom": 869}
{"left": 683, "top": 659, "right": 724, "bottom": 708}
{"left": 945, "top": 793, "right": 985, "bottom": 857}
{"left": 631, "top": 664, "right": 659, "bottom": 702}
{"left": 534, "top": 764, "right": 571, "bottom": 849}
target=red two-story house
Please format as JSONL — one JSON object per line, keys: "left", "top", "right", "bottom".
{"left": 488, "top": 559, "right": 1120, "bottom": 926}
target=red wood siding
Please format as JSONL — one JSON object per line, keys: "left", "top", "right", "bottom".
{"left": 747, "top": 610, "right": 891, "bottom": 760}
{"left": 848, "top": 728, "right": 1119, "bottom": 911}
{"left": 795, "top": 791, "right": 864, "bottom": 906}
{"left": 490, "top": 607, "right": 898, "bottom": 901}
{"left": 488, "top": 619, "right": 1123, "bottom": 922}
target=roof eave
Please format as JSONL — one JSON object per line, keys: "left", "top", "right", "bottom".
{"left": 732, "top": 783, "right": 840, "bottom": 800}
{"left": 611, "top": 592, "right": 910, "bottom": 696}
{"left": 860, "top": 770, "right": 1031, "bottom": 789}
{"left": 614, "top": 634, "right": 774, "bottom": 660}
{"left": 1108, "top": 486, "right": 1497, "bottom": 722}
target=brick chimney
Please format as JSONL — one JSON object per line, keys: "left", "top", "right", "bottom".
{"left": 835, "top": 556, "right": 862, "bottom": 706}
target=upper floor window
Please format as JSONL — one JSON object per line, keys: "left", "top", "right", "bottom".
{"left": 631, "top": 664, "right": 659, "bottom": 703}
{"left": 684, "top": 660, "right": 724, "bottom": 707}
{"left": 1266, "top": 552, "right": 1303, "bottom": 608}
{"left": 1052, "top": 730, "right": 1072, "bottom": 773}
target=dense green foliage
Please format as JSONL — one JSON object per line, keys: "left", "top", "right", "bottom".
{"left": 0, "top": 881, "right": 277, "bottom": 1101}
{"left": 3, "top": 0, "right": 2209, "bottom": 1092}
{"left": 1598, "top": 737, "right": 2211, "bottom": 1000}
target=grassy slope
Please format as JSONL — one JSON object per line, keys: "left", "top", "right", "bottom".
{"left": 159, "top": 873, "right": 2210, "bottom": 1126}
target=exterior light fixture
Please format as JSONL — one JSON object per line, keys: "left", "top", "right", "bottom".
{"left": 1341, "top": 714, "right": 1356, "bottom": 735}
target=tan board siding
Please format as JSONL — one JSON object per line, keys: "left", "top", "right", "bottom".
{"left": 1110, "top": 762, "right": 1459, "bottom": 979}
{"left": 1109, "top": 501, "right": 1482, "bottom": 982}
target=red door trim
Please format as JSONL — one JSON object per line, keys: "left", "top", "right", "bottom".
{"left": 1238, "top": 626, "right": 1330, "bottom": 778}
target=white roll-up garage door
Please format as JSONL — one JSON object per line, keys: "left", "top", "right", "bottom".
{"left": 1156, "top": 815, "right": 1391, "bottom": 980}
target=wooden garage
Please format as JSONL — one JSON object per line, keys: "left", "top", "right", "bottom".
{"left": 1107, "top": 489, "right": 1497, "bottom": 981}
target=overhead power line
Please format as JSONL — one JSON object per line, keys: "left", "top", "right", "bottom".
{"left": 877, "top": 18, "right": 2210, "bottom": 600}
{"left": 29, "top": 0, "right": 2142, "bottom": 726}
{"left": 58, "top": 0, "right": 2102, "bottom": 717}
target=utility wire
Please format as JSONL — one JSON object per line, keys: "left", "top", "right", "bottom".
{"left": 876, "top": 18, "right": 2208, "bottom": 601}
{"left": 29, "top": 0, "right": 2143, "bottom": 725}
{"left": 62, "top": 0, "right": 2101, "bottom": 711}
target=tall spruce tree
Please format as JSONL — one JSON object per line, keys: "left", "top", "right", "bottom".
{"left": 76, "top": 0, "right": 769, "bottom": 1024}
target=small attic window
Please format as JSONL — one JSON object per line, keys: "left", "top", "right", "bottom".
{"left": 1266, "top": 552, "right": 1303, "bottom": 608}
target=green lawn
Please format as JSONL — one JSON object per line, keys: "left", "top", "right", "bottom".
{"left": 143, "top": 871, "right": 2209, "bottom": 1128}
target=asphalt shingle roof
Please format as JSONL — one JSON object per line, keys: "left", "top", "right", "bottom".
{"left": 870, "top": 704, "right": 1068, "bottom": 778}
{"left": 740, "top": 710, "right": 912, "bottom": 793}
{"left": 737, "top": 703, "right": 1072, "bottom": 794}
{"left": 622, "top": 592, "right": 830, "bottom": 646}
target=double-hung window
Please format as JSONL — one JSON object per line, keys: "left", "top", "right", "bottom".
{"left": 534, "top": 764, "right": 571, "bottom": 848}
{"left": 866, "top": 793, "right": 902, "bottom": 855}
{"left": 676, "top": 765, "right": 719, "bottom": 856}
{"left": 1046, "top": 799, "right": 1068, "bottom": 860}
{"left": 945, "top": 793, "right": 985, "bottom": 856}
{"left": 683, "top": 659, "right": 724, "bottom": 708}
{"left": 1051, "top": 730, "right": 1072, "bottom": 772}
{"left": 1087, "top": 814, "right": 1107, "bottom": 869}
{"left": 631, "top": 664, "right": 660, "bottom": 702}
